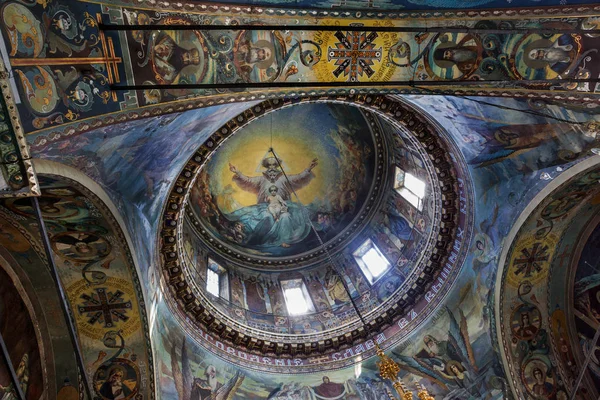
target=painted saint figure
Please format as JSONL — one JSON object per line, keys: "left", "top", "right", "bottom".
{"left": 312, "top": 377, "right": 345, "bottom": 399}
{"left": 191, "top": 365, "right": 222, "bottom": 400}
{"left": 225, "top": 155, "right": 318, "bottom": 249}
{"left": 244, "top": 276, "right": 267, "bottom": 314}
{"left": 98, "top": 366, "right": 132, "bottom": 400}
{"left": 527, "top": 37, "right": 573, "bottom": 69}
{"left": 267, "top": 185, "right": 288, "bottom": 221}
{"left": 150, "top": 32, "right": 202, "bottom": 84}
{"left": 531, "top": 367, "right": 554, "bottom": 397}
{"left": 229, "top": 156, "right": 317, "bottom": 204}
{"left": 515, "top": 312, "right": 538, "bottom": 339}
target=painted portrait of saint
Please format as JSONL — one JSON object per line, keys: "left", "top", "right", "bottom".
{"left": 521, "top": 35, "right": 578, "bottom": 77}
{"left": 510, "top": 304, "right": 542, "bottom": 341}
{"left": 234, "top": 30, "right": 287, "bottom": 83}
{"left": 144, "top": 30, "right": 208, "bottom": 85}
{"left": 93, "top": 359, "right": 140, "bottom": 400}
{"left": 427, "top": 33, "right": 481, "bottom": 79}
{"left": 190, "top": 103, "right": 377, "bottom": 258}
{"left": 522, "top": 360, "right": 556, "bottom": 399}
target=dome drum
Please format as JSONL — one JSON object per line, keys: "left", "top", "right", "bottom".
{"left": 159, "top": 95, "right": 473, "bottom": 371}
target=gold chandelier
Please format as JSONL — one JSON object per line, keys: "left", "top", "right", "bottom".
{"left": 375, "top": 344, "right": 435, "bottom": 400}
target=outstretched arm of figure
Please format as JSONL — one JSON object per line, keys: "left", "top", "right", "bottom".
{"left": 287, "top": 158, "right": 318, "bottom": 191}
{"left": 229, "top": 163, "right": 261, "bottom": 193}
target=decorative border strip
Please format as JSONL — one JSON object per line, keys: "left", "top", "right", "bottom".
{"left": 29, "top": 87, "right": 600, "bottom": 151}
{"left": 90, "top": 0, "right": 600, "bottom": 21}
{"left": 0, "top": 59, "right": 39, "bottom": 197}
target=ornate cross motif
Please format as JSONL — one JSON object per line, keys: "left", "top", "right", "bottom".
{"left": 78, "top": 288, "right": 132, "bottom": 328}
{"left": 328, "top": 31, "right": 382, "bottom": 82}
{"left": 514, "top": 242, "right": 550, "bottom": 277}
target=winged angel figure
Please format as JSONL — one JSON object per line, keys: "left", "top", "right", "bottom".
{"left": 171, "top": 340, "right": 245, "bottom": 400}
{"left": 393, "top": 307, "right": 482, "bottom": 398}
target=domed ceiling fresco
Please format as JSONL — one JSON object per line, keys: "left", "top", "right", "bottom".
{"left": 159, "top": 95, "right": 474, "bottom": 372}
{"left": 188, "top": 103, "right": 380, "bottom": 261}
{"left": 19, "top": 82, "right": 599, "bottom": 398}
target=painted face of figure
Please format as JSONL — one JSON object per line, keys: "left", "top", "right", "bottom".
{"left": 182, "top": 49, "right": 200, "bottom": 65}
{"left": 529, "top": 48, "right": 570, "bottom": 64}
{"left": 533, "top": 368, "right": 544, "bottom": 383}
{"left": 424, "top": 337, "right": 438, "bottom": 353}
{"left": 521, "top": 313, "right": 530, "bottom": 327}
{"left": 323, "top": 377, "right": 330, "bottom": 384}
{"left": 269, "top": 186, "right": 278, "bottom": 195}
{"left": 206, "top": 365, "right": 217, "bottom": 378}
{"left": 441, "top": 48, "right": 477, "bottom": 63}
{"left": 75, "top": 242, "right": 92, "bottom": 254}
{"left": 110, "top": 370, "right": 123, "bottom": 386}
{"left": 385, "top": 281, "right": 395, "bottom": 293}
{"left": 450, "top": 365, "right": 460, "bottom": 375}
{"left": 263, "top": 158, "right": 281, "bottom": 181}
{"left": 154, "top": 43, "right": 171, "bottom": 58}
{"left": 476, "top": 240, "right": 485, "bottom": 251}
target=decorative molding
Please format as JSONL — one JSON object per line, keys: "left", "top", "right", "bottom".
{"left": 0, "top": 59, "right": 39, "bottom": 197}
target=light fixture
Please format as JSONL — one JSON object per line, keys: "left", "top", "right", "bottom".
{"left": 269, "top": 148, "right": 432, "bottom": 399}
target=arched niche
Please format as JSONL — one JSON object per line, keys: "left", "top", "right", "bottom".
{"left": 0, "top": 159, "right": 157, "bottom": 400}
{"left": 494, "top": 156, "right": 600, "bottom": 399}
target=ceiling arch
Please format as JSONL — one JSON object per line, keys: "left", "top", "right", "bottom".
{"left": 495, "top": 156, "right": 600, "bottom": 399}
{"left": 1, "top": 162, "right": 156, "bottom": 399}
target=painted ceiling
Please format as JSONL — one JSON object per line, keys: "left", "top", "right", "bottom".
{"left": 1, "top": 0, "right": 600, "bottom": 144}
{"left": 0, "top": 0, "right": 600, "bottom": 399}
{"left": 14, "top": 90, "right": 597, "bottom": 399}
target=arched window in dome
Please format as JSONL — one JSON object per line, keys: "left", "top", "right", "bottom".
{"left": 281, "top": 279, "right": 315, "bottom": 316}
{"left": 394, "top": 167, "right": 426, "bottom": 211}
{"left": 353, "top": 239, "right": 391, "bottom": 284}
{"left": 207, "top": 258, "right": 229, "bottom": 300}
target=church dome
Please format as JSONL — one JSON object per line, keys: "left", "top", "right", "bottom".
{"left": 160, "top": 95, "right": 473, "bottom": 372}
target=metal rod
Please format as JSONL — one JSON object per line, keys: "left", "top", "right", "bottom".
{"left": 0, "top": 332, "right": 26, "bottom": 400}
{"left": 569, "top": 324, "right": 600, "bottom": 400}
{"left": 110, "top": 78, "right": 600, "bottom": 92}
{"left": 31, "top": 197, "right": 93, "bottom": 400}
{"left": 267, "top": 148, "right": 371, "bottom": 333}
{"left": 99, "top": 23, "right": 600, "bottom": 35}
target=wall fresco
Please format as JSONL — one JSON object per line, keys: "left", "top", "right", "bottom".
{"left": 573, "top": 221, "right": 600, "bottom": 393}
{"left": 19, "top": 82, "right": 600, "bottom": 398}
{"left": 2, "top": 0, "right": 600, "bottom": 138}
{"left": 0, "top": 175, "right": 155, "bottom": 399}
{"left": 29, "top": 102, "right": 252, "bottom": 304}
{"left": 498, "top": 165, "right": 600, "bottom": 400}
{"left": 0, "top": 265, "right": 43, "bottom": 400}
{"left": 154, "top": 297, "right": 508, "bottom": 400}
